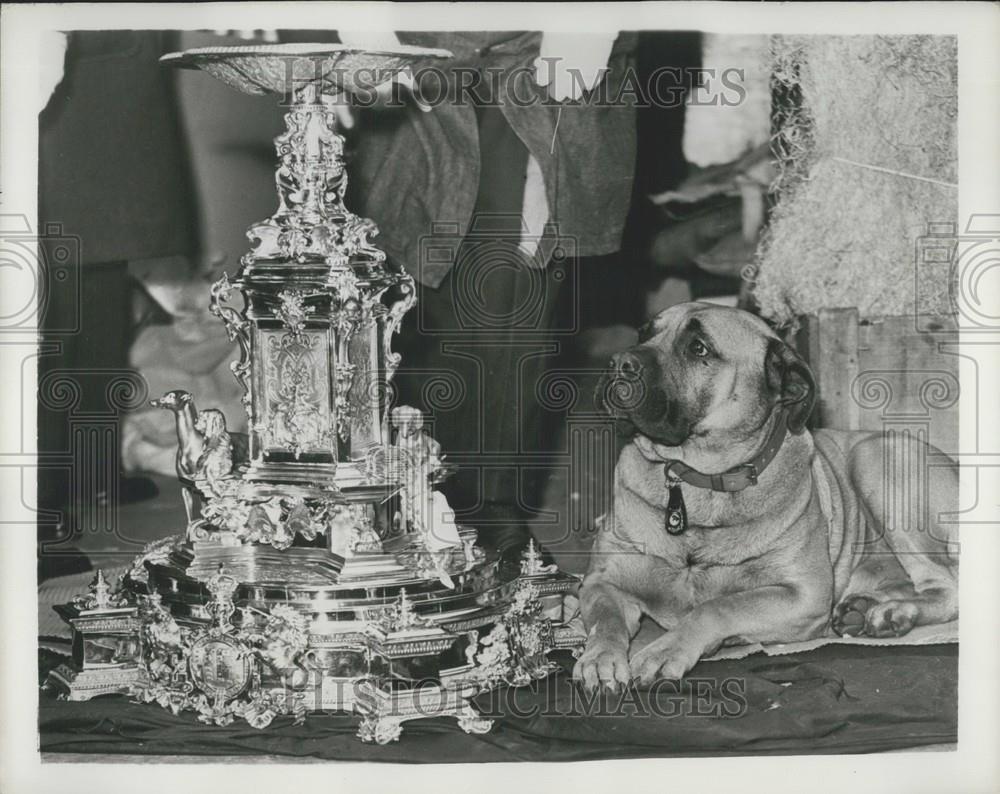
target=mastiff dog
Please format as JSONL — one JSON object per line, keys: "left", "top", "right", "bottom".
{"left": 574, "top": 302, "right": 958, "bottom": 691}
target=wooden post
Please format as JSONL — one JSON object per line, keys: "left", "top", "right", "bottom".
{"left": 812, "top": 308, "right": 861, "bottom": 431}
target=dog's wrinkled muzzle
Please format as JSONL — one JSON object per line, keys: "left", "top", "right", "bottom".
{"left": 602, "top": 351, "right": 648, "bottom": 411}
{"left": 596, "top": 346, "right": 693, "bottom": 445}
{"left": 595, "top": 367, "right": 645, "bottom": 437}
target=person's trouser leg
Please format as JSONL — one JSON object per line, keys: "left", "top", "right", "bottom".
{"left": 393, "top": 102, "right": 564, "bottom": 554}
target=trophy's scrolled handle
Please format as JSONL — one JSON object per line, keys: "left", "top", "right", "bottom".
{"left": 382, "top": 278, "right": 416, "bottom": 382}
{"left": 210, "top": 273, "right": 253, "bottom": 412}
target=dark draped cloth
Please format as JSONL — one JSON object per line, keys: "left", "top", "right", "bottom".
{"left": 40, "top": 645, "right": 957, "bottom": 762}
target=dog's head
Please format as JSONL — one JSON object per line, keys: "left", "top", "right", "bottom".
{"left": 597, "top": 302, "right": 816, "bottom": 449}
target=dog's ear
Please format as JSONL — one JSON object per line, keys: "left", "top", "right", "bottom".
{"left": 765, "top": 337, "right": 816, "bottom": 434}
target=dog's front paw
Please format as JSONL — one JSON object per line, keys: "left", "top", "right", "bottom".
{"left": 572, "top": 641, "right": 631, "bottom": 693}
{"left": 628, "top": 632, "right": 701, "bottom": 685}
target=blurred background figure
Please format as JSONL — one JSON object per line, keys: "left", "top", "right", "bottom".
{"left": 37, "top": 30, "right": 199, "bottom": 579}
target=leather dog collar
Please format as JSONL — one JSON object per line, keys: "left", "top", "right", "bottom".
{"left": 662, "top": 409, "right": 789, "bottom": 535}
{"left": 664, "top": 408, "right": 790, "bottom": 492}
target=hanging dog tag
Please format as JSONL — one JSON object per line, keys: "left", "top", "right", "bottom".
{"left": 665, "top": 472, "right": 687, "bottom": 535}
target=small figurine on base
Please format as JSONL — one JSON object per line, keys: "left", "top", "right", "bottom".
{"left": 151, "top": 390, "right": 249, "bottom": 531}
{"left": 390, "top": 406, "right": 462, "bottom": 585}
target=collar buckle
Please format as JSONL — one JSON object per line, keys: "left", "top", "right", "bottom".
{"left": 739, "top": 463, "right": 759, "bottom": 486}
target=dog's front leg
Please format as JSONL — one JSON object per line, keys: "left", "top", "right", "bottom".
{"left": 573, "top": 581, "right": 643, "bottom": 693}
{"left": 629, "top": 584, "right": 825, "bottom": 684}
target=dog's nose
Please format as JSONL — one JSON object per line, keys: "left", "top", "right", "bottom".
{"left": 611, "top": 351, "right": 643, "bottom": 377}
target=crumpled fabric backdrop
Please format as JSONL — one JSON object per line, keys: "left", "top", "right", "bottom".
{"left": 39, "top": 645, "right": 956, "bottom": 762}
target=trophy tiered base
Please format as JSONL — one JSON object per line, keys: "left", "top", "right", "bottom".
{"left": 46, "top": 532, "right": 581, "bottom": 741}
{"left": 43, "top": 44, "right": 585, "bottom": 743}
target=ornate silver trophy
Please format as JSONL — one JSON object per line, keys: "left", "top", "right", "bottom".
{"left": 44, "top": 44, "right": 583, "bottom": 743}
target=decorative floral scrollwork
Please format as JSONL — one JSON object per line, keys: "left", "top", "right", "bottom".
{"left": 338, "top": 213, "right": 386, "bottom": 263}
{"left": 263, "top": 331, "right": 332, "bottom": 457}
{"left": 130, "top": 581, "right": 313, "bottom": 729}
{"left": 243, "top": 86, "right": 352, "bottom": 265}
{"left": 464, "top": 581, "right": 558, "bottom": 689}
{"left": 199, "top": 482, "right": 347, "bottom": 551}
{"left": 126, "top": 536, "right": 184, "bottom": 585}
{"left": 276, "top": 289, "right": 315, "bottom": 336}
{"left": 456, "top": 712, "right": 494, "bottom": 735}
{"left": 205, "top": 564, "right": 240, "bottom": 633}
{"left": 357, "top": 716, "right": 403, "bottom": 744}
{"left": 382, "top": 279, "right": 416, "bottom": 381}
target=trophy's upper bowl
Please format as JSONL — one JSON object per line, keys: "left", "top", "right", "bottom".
{"left": 161, "top": 43, "right": 452, "bottom": 96}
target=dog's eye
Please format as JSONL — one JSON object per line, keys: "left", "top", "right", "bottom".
{"left": 689, "top": 339, "right": 710, "bottom": 358}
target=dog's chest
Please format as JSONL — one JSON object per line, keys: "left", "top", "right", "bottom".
{"left": 618, "top": 448, "right": 785, "bottom": 597}
{"left": 678, "top": 486, "right": 740, "bottom": 529}
{"left": 634, "top": 481, "right": 775, "bottom": 601}
{"left": 648, "top": 529, "right": 768, "bottom": 611}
